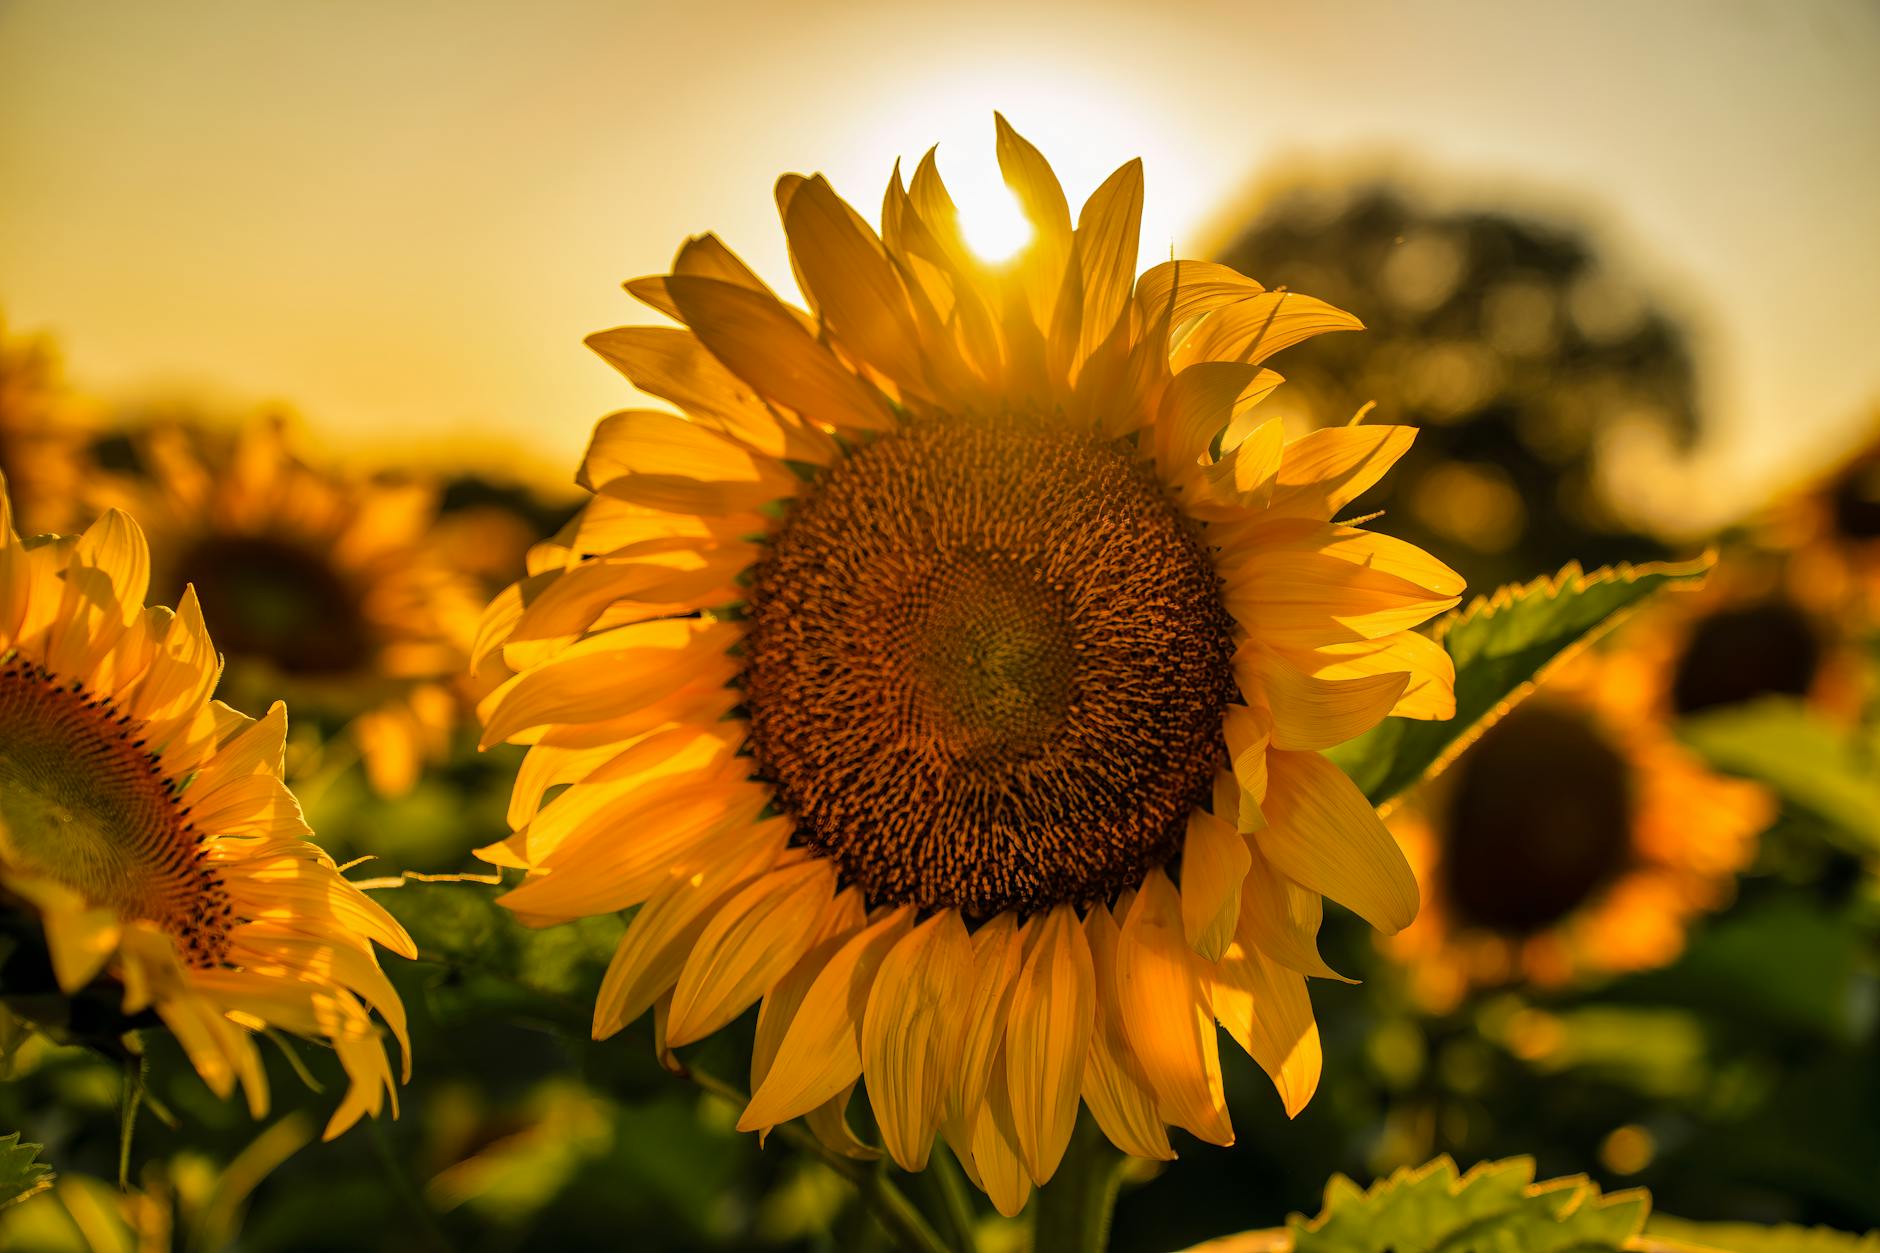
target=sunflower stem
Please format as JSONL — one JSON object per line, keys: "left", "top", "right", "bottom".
{"left": 925, "top": 1146, "right": 980, "bottom": 1253}
{"left": 1031, "top": 1115, "right": 1127, "bottom": 1253}
{"left": 684, "top": 1064, "right": 952, "bottom": 1253}
{"left": 117, "top": 1051, "right": 144, "bottom": 1190}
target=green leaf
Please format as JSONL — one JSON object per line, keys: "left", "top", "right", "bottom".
{"left": 0, "top": 1132, "right": 53, "bottom": 1211}
{"left": 1646, "top": 1215, "right": 1880, "bottom": 1252}
{"left": 1677, "top": 697, "right": 1880, "bottom": 858}
{"left": 1329, "top": 557, "right": 1712, "bottom": 808}
{"left": 1287, "top": 1155, "right": 1649, "bottom": 1253}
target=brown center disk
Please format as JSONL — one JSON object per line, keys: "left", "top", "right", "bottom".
{"left": 1440, "top": 700, "right": 1634, "bottom": 936}
{"left": 171, "top": 535, "right": 375, "bottom": 677}
{"left": 742, "top": 415, "right": 1237, "bottom": 918}
{"left": 0, "top": 661, "right": 232, "bottom": 966}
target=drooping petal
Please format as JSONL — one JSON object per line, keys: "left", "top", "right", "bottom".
{"left": 1211, "top": 940, "right": 1323, "bottom": 1118}
{"left": 1259, "top": 749, "right": 1419, "bottom": 935}
{"left": 1266, "top": 424, "right": 1418, "bottom": 521}
{"left": 861, "top": 910, "right": 974, "bottom": 1170}
{"left": 1237, "top": 841, "right": 1349, "bottom": 982}
{"left": 970, "top": 1047, "right": 1034, "bottom": 1218}
{"left": 948, "top": 912, "right": 1023, "bottom": 1127}
{"left": 1173, "top": 290, "right": 1363, "bottom": 371}
{"left": 665, "top": 858, "right": 837, "bottom": 1046}
{"left": 1081, "top": 905, "right": 1175, "bottom": 1160}
{"left": 1180, "top": 809, "right": 1252, "bottom": 961}
{"left": 1116, "top": 870, "right": 1232, "bottom": 1146}
{"left": 1003, "top": 904, "right": 1096, "bottom": 1185}
{"left": 1235, "top": 642, "right": 1410, "bottom": 751}
{"left": 740, "top": 907, "right": 913, "bottom": 1132}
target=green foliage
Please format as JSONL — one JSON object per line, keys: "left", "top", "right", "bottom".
{"left": 1678, "top": 698, "right": 1880, "bottom": 858}
{"left": 1647, "top": 1215, "right": 1880, "bottom": 1252}
{"left": 1287, "top": 1155, "right": 1648, "bottom": 1253}
{"left": 1329, "top": 557, "right": 1712, "bottom": 807}
{"left": 0, "top": 1132, "right": 52, "bottom": 1211}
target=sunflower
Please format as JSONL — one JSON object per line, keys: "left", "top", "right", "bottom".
{"left": 1383, "top": 628, "right": 1774, "bottom": 1014}
{"left": 97, "top": 417, "right": 487, "bottom": 795}
{"left": 0, "top": 317, "right": 91, "bottom": 536}
{"left": 474, "top": 118, "right": 1462, "bottom": 1214}
{"left": 0, "top": 477, "right": 414, "bottom": 1137}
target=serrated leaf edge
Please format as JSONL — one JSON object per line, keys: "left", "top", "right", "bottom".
{"left": 1380, "top": 553, "right": 1715, "bottom": 812}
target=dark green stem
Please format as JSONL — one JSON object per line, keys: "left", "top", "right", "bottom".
{"left": 366, "top": 1118, "right": 452, "bottom": 1253}
{"left": 117, "top": 1051, "right": 143, "bottom": 1190}
{"left": 1031, "top": 1116, "right": 1128, "bottom": 1253}
{"left": 686, "top": 1066, "right": 952, "bottom": 1253}
{"left": 924, "top": 1146, "right": 980, "bottom": 1253}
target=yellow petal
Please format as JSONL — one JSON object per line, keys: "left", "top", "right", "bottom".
{"left": 1237, "top": 841, "right": 1349, "bottom": 982}
{"left": 1280, "top": 630, "right": 1457, "bottom": 722}
{"left": 497, "top": 783, "right": 770, "bottom": 920}
{"left": 993, "top": 112, "right": 1072, "bottom": 328}
{"left": 780, "top": 174, "right": 929, "bottom": 397}
{"left": 1180, "top": 809, "right": 1252, "bottom": 961}
{"left": 665, "top": 858, "right": 837, "bottom": 1046}
{"left": 948, "top": 912, "right": 1023, "bottom": 1126}
{"left": 803, "top": 1086, "right": 879, "bottom": 1161}
{"left": 1236, "top": 643, "right": 1409, "bottom": 752}
{"left": 585, "top": 326, "right": 836, "bottom": 465}
{"left": 1116, "top": 870, "right": 1232, "bottom": 1146}
{"left": 591, "top": 825, "right": 786, "bottom": 1039}
{"left": 1267, "top": 424, "right": 1417, "bottom": 521}
{"left": 741, "top": 907, "right": 912, "bottom": 1132}
{"left": 1155, "top": 361, "right": 1279, "bottom": 479}
{"left": 1074, "top": 159, "right": 1144, "bottom": 366}
{"left": 1080, "top": 905, "right": 1174, "bottom": 1160}
{"left": 575, "top": 409, "right": 799, "bottom": 515}
{"left": 861, "top": 910, "right": 973, "bottom": 1170}
{"left": 1173, "top": 290, "right": 1362, "bottom": 371}
{"left": 1220, "top": 546, "right": 1460, "bottom": 645}
{"left": 662, "top": 275, "right": 894, "bottom": 435}
{"left": 1211, "top": 940, "right": 1323, "bottom": 1119}
{"left": 1259, "top": 749, "right": 1419, "bottom": 935}
{"left": 1222, "top": 703, "right": 1273, "bottom": 815}
{"left": 1134, "top": 259, "right": 1267, "bottom": 331}
{"left": 1197, "top": 415, "right": 1286, "bottom": 516}
{"left": 1003, "top": 904, "right": 1095, "bottom": 1185}
{"left": 11, "top": 878, "right": 121, "bottom": 993}
{"left": 476, "top": 618, "right": 738, "bottom": 748}
{"left": 970, "top": 1049, "right": 1034, "bottom": 1218}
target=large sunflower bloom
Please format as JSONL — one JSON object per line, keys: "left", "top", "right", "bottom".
{"left": 0, "top": 478, "right": 414, "bottom": 1136}
{"left": 98, "top": 418, "right": 487, "bottom": 795}
{"left": 476, "top": 119, "right": 1461, "bottom": 1213}
{"left": 1383, "top": 628, "right": 1774, "bottom": 1014}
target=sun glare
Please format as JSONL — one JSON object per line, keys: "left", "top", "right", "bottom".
{"left": 954, "top": 178, "right": 1033, "bottom": 264}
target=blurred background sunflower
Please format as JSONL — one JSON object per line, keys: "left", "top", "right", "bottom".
{"left": 1381, "top": 612, "right": 1776, "bottom": 1013}
{"left": 87, "top": 418, "right": 492, "bottom": 797}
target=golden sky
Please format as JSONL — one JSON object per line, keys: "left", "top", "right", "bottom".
{"left": 3, "top": 0, "right": 1877, "bottom": 522}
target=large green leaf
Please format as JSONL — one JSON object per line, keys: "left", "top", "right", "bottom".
{"left": 0, "top": 1133, "right": 52, "bottom": 1211}
{"left": 1646, "top": 1215, "right": 1880, "bottom": 1252}
{"left": 1286, "top": 1155, "right": 1648, "bottom": 1253}
{"left": 1328, "top": 557, "right": 1712, "bottom": 808}
{"left": 1677, "top": 697, "right": 1880, "bottom": 858}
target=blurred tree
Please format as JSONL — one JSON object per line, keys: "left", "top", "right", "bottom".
{"left": 1212, "top": 180, "right": 1699, "bottom": 591}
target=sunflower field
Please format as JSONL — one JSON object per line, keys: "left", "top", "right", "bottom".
{"left": 1, "top": 4, "right": 1877, "bottom": 1251}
